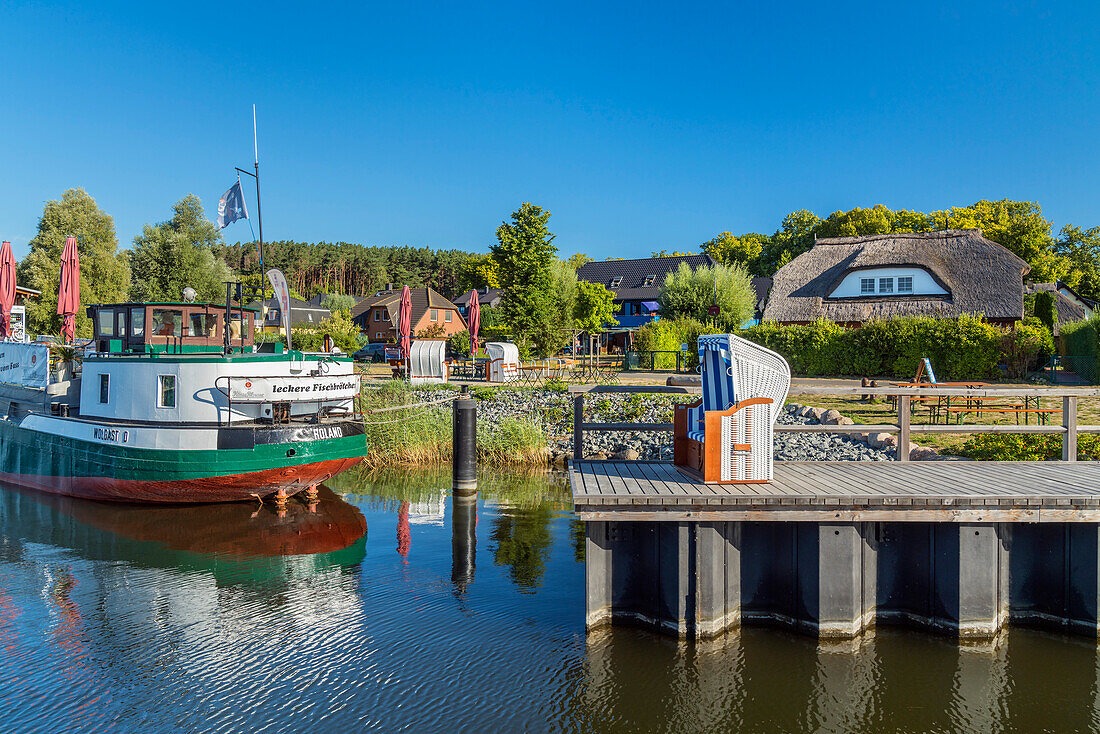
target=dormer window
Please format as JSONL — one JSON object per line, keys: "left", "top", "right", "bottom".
{"left": 643, "top": 275, "right": 656, "bottom": 287}
{"left": 830, "top": 268, "right": 947, "bottom": 299}
{"left": 610, "top": 277, "right": 622, "bottom": 288}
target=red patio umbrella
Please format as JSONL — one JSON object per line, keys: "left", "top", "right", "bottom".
{"left": 466, "top": 289, "right": 480, "bottom": 357}
{"left": 398, "top": 285, "right": 412, "bottom": 365}
{"left": 57, "top": 236, "right": 81, "bottom": 343}
{"left": 0, "top": 242, "right": 16, "bottom": 340}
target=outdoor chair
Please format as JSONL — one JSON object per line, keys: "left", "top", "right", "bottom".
{"left": 673, "top": 334, "right": 791, "bottom": 483}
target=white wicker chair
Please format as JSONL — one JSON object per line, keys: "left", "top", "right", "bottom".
{"left": 674, "top": 334, "right": 791, "bottom": 483}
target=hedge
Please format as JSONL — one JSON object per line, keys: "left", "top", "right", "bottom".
{"left": 634, "top": 314, "right": 1055, "bottom": 380}
{"left": 1061, "top": 314, "right": 1100, "bottom": 383}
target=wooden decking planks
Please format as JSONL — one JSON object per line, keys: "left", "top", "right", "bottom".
{"left": 570, "top": 460, "right": 1100, "bottom": 522}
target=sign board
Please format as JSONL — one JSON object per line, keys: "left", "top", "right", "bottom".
{"left": 923, "top": 358, "right": 937, "bottom": 385}
{"left": 0, "top": 342, "right": 49, "bottom": 388}
{"left": 226, "top": 373, "right": 361, "bottom": 403}
{"left": 707, "top": 305, "right": 721, "bottom": 316}
{"left": 9, "top": 306, "right": 26, "bottom": 344}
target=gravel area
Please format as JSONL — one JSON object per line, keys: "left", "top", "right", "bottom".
{"left": 409, "top": 388, "right": 898, "bottom": 463}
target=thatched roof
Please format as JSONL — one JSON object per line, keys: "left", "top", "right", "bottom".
{"left": 1027, "top": 281, "right": 1095, "bottom": 333}
{"left": 763, "top": 230, "right": 1029, "bottom": 323}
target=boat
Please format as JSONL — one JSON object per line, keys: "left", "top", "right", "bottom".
{"left": 0, "top": 299, "right": 366, "bottom": 503}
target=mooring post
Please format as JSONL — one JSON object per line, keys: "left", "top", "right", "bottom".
{"left": 897, "top": 395, "right": 911, "bottom": 462}
{"left": 573, "top": 393, "right": 585, "bottom": 463}
{"left": 453, "top": 385, "right": 477, "bottom": 495}
{"left": 1063, "top": 395, "right": 1078, "bottom": 462}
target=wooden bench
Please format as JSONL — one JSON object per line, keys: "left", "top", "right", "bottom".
{"left": 944, "top": 406, "right": 1061, "bottom": 425}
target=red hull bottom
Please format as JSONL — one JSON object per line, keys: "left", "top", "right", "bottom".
{"left": 0, "top": 457, "right": 364, "bottom": 503}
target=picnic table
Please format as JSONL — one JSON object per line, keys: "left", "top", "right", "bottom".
{"left": 889, "top": 381, "right": 1060, "bottom": 425}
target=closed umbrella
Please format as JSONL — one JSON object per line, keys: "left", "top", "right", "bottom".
{"left": 398, "top": 285, "right": 412, "bottom": 367}
{"left": 57, "top": 236, "right": 81, "bottom": 343}
{"left": 0, "top": 242, "right": 16, "bottom": 340}
{"left": 466, "top": 289, "right": 480, "bottom": 357}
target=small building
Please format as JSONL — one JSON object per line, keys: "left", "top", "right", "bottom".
{"left": 351, "top": 287, "right": 466, "bottom": 342}
{"left": 453, "top": 287, "right": 501, "bottom": 318}
{"left": 763, "top": 230, "right": 1030, "bottom": 326}
{"left": 1027, "top": 281, "right": 1096, "bottom": 334}
{"left": 248, "top": 297, "right": 332, "bottom": 333}
{"left": 576, "top": 254, "right": 716, "bottom": 351}
{"left": 15, "top": 285, "right": 40, "bottom": 305}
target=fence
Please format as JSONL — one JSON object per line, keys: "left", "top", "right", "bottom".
{"left": 568, "top": 384, "right": 1100, "bottom": 463}
{"left": 623, "top": 350, "right": 689, "bottom": 373}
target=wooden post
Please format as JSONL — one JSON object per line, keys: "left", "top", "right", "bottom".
{"left": 1063, "top": 395, "right": 1078, "bottom": 462}
{"left": 573, "top": 394, "right": 585, "bottom": 463}
{"left": 897, "top": 395, "right": 910, "bottom": 462}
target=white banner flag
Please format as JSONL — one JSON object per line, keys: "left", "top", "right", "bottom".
{"left": 266, "top": 268, "right": 293, "bottom": 351}
{"left": 0, "top": 342, "right": 49, "bottom": 388}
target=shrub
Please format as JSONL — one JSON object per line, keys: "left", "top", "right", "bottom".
{"left": 956, "top": 433, "right": 1100, "bottom": 461}
{"left": 1062, "top": 314, "right": 1100, "bottom": 383}
{"left": 1000, "top": 317, "right": 1055, "bottom": 378}
{"left": 448, "top": 330, "right": 472, "bottom": 358}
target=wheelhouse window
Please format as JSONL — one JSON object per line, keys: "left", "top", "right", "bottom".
{"left": 97, "top": 309, "right": 115, "bottom": 337}
{"left": 151, "top": 309, "right": 183, "bottom": 337}
{"left": 189, "top": 312, "right": 218, "bottom": 338}
{"left": 898, "top": 276, "right": 913, "bottom": 293}
{"left": 99, "top": 374, "right": 109, "bottom": 404}
{"left": 116, "top": 311, "right": 127, "bottom": 337}
{"left": 860, "top": 278, "right": 875, "bottom": 294}
{"left": 157, "top": 375, "right": 176, "bottom": 409}
{"left": 878, "top": 277, "right": 894, "bottom": 294}
{"left": 131, "top": 308, "right": 145, "bottom": 337}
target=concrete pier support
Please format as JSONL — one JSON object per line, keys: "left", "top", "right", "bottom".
{"left": 586, "top": 519, "right": 1097, "bottom": 641}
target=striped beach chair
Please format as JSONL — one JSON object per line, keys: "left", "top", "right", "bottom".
{"left": 674, "top": 334, "right": 791, "bottom": 483}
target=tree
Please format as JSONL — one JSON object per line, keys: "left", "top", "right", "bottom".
{"left": 565, "top": 253, "right": 593, "bottom": 270}
{"left": 491, "top": 203, "right": 561, "bottom": 356}
{"left": 18, "top": 188, "right": 131, "bottom": 337}
{"left": 320, "top": 293, "right": 356, "bottom": 317}
{"left": 658, "top": 261, "right": 755, "bottom": 331}
{"left": 573, "top": 280, "right": 618, "bottom": 334}
{"left": 457, "top": 252, "right": 499, "bottom": 292}
{"left": 129, "top": 195, "right": 233, "bottom": 303}
{"left": 1055, "top": 225, "right": 1100, "bottom": 299}
{"left": 701, "top": 232, "right": 767, "bottom": 272}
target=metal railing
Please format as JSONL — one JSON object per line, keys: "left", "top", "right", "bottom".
{"left": 569, "top": 384, "right": 1100, "bottom": 463}
{"left": 624, "top": 350, "right": 689, "bottom": 373}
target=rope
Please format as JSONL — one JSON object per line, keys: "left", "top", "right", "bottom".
{"left": 360, "top": 393, "right": 460, "bottom": 414}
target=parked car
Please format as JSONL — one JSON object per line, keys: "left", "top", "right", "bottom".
{"left": 353, "top": 343, "right": 390, "bottom": 363}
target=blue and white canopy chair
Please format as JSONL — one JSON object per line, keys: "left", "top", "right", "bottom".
{"left": 673, "top": 334, "right": 791, "bottom": 483}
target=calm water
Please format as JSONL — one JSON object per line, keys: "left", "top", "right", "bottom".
{"left": 1, "top": 469, "right": 1098, "bottom": 733}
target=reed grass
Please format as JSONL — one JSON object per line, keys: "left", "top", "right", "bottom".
{"left": 359, "top": 380, "right": 547, "bottom": 468}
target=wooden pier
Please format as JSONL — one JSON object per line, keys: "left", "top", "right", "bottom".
{"left": 570, "top": 385, "right": 1100, "bottom": 641}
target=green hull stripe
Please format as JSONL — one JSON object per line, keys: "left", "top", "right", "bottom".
{"left": 0, "top": 421, "right": 366, "bottom": 482}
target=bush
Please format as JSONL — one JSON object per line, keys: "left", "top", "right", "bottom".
{"left": 742, "top": 315, "right": 1008, "bottom": 380}
{"left": 1001, "top": 317, "right": 1055, "bottom": 378}
{"left": 1062, "top": 314, "right": 1100, "bottom": 383}
{"left": 448, "top": 330, "right": 472, "bottom": 358}
{"left": 289, "top": 311, "right": 364, "bottom": 353}
{"left": 956, "top": 433, "right": 1100, "bottom": 461}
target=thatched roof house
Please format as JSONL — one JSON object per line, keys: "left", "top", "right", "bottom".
{"left": 763, "top": 229, "right": 1030, "bottom": 325}
{"left": 1026, "top": 281, "right": 1096, "bottom": 334}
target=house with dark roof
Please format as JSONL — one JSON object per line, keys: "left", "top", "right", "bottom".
{"left": 305, "top": 293, "right": 369, "bottom": 309}
{"left": 351, "top": 287, "right": 466, "bottom": 342}
{"left": 248, "top": 297, "right": 332, "bottom": 331}
{"left": 576, "top": 254, "right": 717, "bottom": 349}
{"left": 1027, "top": 281, "right": 1096, "bottom": 334}
{"left": 763, "top": 230, "right": 1030, "bottom": 326}
{"left": 453, "top": 287, "right": 501, "bottom": 318}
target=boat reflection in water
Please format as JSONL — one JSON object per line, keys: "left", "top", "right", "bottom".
{"left": 0, "top": 483, "right": 368, "bottom": 579}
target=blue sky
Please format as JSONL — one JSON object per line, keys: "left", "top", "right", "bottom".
{"left": 1, "top": 1, "right": 1098, "bottom": 261}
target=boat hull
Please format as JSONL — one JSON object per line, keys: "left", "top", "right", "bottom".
{"left": 0, "top": 418, "right": 367, "bottom": 503}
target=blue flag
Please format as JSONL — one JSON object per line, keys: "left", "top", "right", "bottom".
{"left": 217, "top": 179, "right": 249, "bottom": 228}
